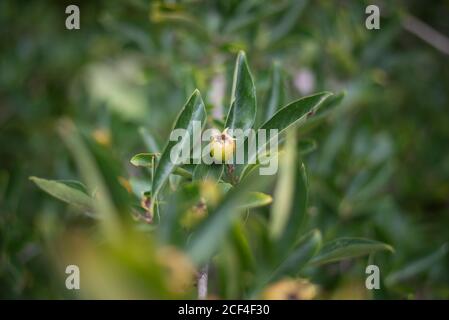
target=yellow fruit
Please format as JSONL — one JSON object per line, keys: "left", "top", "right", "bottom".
{"left": 209, "top": 128, "right": 235, "bottom": 163}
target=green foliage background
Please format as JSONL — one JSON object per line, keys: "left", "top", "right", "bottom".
{"left": 1, "top": 0, "right": 448, "bottom": 299}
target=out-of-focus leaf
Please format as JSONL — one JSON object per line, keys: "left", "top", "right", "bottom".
{"left": 339, "top": 163, "right": 393, "bottom": 218}
{"left": 152, "top": 90, "right": 206, "bottom": 200}
{"left": 272, "top": 229, "right": 322, "bottom": 278}
{"left": 58, "top": 119, "right": 120, "bottom": 238}
{"left": 238, "top": 192, "right": 272, "bottom": 209}
{"left": 386, "top": 243, "right": 448, "bottom": 286}
{"left": 225, "top": 51, "right": 256, "bottom": 132}
{"left": 316, "top": 118, "right": 349, "bottom": 175}
{"left": 230, "top": 221, "right": 255, "bottom": 271}
{"left": 224, "top": 2, "right": 289, "bottom": 33}
{"left": 85, "top": 59, "right": 147, "bottom": 121}
{"left": 276, "top": 162, "right": 309, "bottom": 253}
{"left": 269, "top": 0, "right": 308, "bottom": 43}
{"left": 216, "top": 242, "right": 240, "bottom": 299}
{"left": 310, "top": 238, "right": 394, "bottom": 266}
{"left": 270, "top": 131, "right": 296, "bottom": 238}
{"left": 298, "top": 139, "right": 317, "bottom": 155}
{"left": 30, "top": 177, "right": 93, "bottom": 212}
{"left": 263, "top": 61, "right": 284, "bottom": 122}
{"left": 187, "top": 171, "right": 274, "bottom": 264}
{"left": 59, "top": 229, "right": 194, "bottom": 299}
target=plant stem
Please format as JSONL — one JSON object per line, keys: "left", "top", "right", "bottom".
{"left": 197, "top": 264, "right": 209, "bottom": 300}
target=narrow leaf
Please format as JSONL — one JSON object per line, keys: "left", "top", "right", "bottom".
{"left": 272, "top": 229, "right": 322, "bottom": 278}
{"left": 270, "top": 131, "right": 296, "bottom": 238}
{"left": 30, "top": 176, "right": 93, "bottom": 211}
{"left": 152, "top": 90, "right": 206, "bottom": 199}
{"left": 263, "top": 61, "right": 284, "bottom": 122}
{"left": 225, "top": 51, "right": 256, "bottom": 131}
{"left": 238, "top": 192, "right": 272, "bottom": 210}
{"left": 386, "top": 243, "right": 448, "bottom": 286}
{"left": 58, "top": 120, "right": 121, "bottom": 238}
{"left": 310, "top": 238, "right": 394, "bottom": 266}
{"left": 130, "top": 153, "right": 160, "bottom": 167}
{"left": 277, "top": 162, "right": 309, "bottom": 252}
{"left": 298, "top": 91, "right": 345, "bottom": 135}
{"left": 298, "top": 139, "right": 317, "bottom": 155}
{"left": 240, "top": 92, "right": 333, "bottom": 178}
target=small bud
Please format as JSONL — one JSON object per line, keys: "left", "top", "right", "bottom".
{"left": 209, "top": 128, "right": 235, "bottom": 163}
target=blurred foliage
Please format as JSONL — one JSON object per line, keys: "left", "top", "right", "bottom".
{"left": 1, "top": 0, "right": 449, "bottom": 299}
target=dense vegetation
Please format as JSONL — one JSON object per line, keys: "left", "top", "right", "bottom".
{"left": 1, "top": 0, "right": 448, "bottom": 299}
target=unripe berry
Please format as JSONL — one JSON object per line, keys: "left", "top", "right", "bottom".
{"left": 209, "top": 128, "right": 235, "bottom": 163}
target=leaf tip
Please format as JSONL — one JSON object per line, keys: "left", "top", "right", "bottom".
{"left": 322, "top": 91, "right": 334, "bottom": 98}
{"left": 237, "top": 50, "right": 247, "bottom": 59}
{"left": 129, "top": 156, "right": 140, "bottom": 167}
{"left": 385, "top": 244, "right": 395, "bottom": 253}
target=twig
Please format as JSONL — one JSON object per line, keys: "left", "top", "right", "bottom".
{"left": 197, "top": 264, "right": 209, "bottom": 300}
{"left": 402, "top": 14, "right": 449, "bottom": 55}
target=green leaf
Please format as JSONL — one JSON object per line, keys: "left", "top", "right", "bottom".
{"left": 277, "top": 162, "right": 309, "bottom": 253}
{"left": 172, "top": 167, "right": 193, "bottom": 179}
{"left": 272, "top": 229, "right": 322, "bottom": 278}
{"left": 30, "top": 177, "right": 93, "bottom": 211}
{"left": 193, "top": 163, "right": 224, "bottom": 181}
{"left": 240, "top": 92, "right": 333, "bottom": 178}
{"left": 130, "top": 153, "right": 160, "bottom": 167}
{"left": 224, "top": 2, "right": 289, "bottom": 34}
{"left": 57, "top": 179, "right": 90, "bottom": 194}
{"left": 238, "top": 192, "right": 272, "bottom": 209}
{"left": 225, "top": 51, "right": 256, "bottom": 131}
{"left": 130, "top": 153, "right": 192, "bottom": 179}
{"left": 260, "top": 91, "right": 333, "bottom": 132}
{"left": 310, "top": 238, "right": 394, "bottom": 266}
{"left": 263, "top": 61, "right": 284, "bottom": 122}
{"left": 152, "top": 89, "right": 206, "bottom": 200}
{"left": 58, "top": 119, "right": 121, "bottom": 238}
{"left": 270, "top": 131, "right": 296, "bottom": 238}
{"left": 187, "top": 171, "right": 274, "bottom": 264}
{"left": 269, "top": 0, "right": 308, "bottom": 43}
{"left": 230, "top": 221, "right": 255, "bottom": 270}
{"left": 385, "top": 243, "right": 448, "bottom": 286}
{"left": 298, "top": 91, "right": 345, "bottom": 135}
